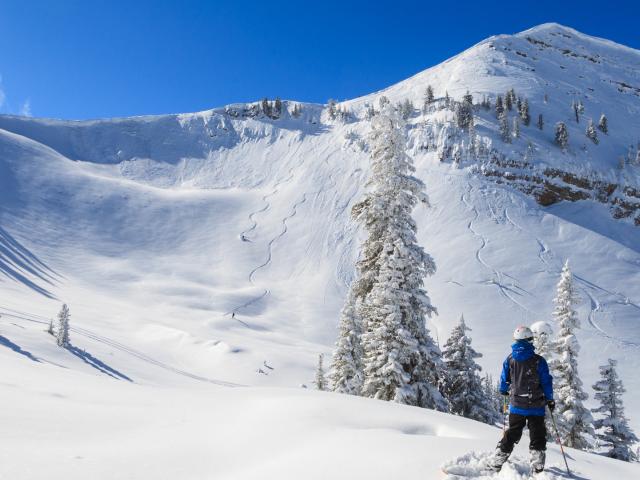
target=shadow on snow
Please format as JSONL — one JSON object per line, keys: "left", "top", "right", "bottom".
{"left": 0, "top": 226, "right": 61, "bottom": 299}
{"left": 0, "top": 334, "right": 41, "bottom": 362}
{"left": 66, "top": 345, "right": 133, "bottom": 382}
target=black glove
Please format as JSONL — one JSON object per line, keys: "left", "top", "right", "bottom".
{"left": 500, "top": 391, "right": 509, "bottom": 397}
{"left": 547, "top": 400, "right": 556, "bottom": 412}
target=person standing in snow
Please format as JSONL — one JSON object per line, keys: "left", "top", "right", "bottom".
{"left": 492, "top": 326, "right": 554, "bottom": 473}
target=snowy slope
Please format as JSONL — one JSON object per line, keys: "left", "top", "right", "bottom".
{"left": 2, "top": 343, "right": 639, "bottom": 480}
{"left": 1, "top": 23, "right": 640, "bottom": 478}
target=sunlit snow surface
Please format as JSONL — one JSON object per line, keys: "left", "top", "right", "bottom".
{"left": 1, "top": 23, "right": 639, "bottom": 478}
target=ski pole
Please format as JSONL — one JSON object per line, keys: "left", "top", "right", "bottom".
{"left": 549, "top": 408, "right": 571, "bottom": 476}
{"left": 502, "top": 396, "right": 508, "bottom": 433}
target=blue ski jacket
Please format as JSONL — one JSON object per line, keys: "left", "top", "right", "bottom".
{"left": 499, "top": 340, "right": 553, "bottom": 416}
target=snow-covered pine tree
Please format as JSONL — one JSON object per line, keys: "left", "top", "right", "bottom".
{"left": 399, "top": 99, "right": 414, "bottom": 119}
{"left": 273, "top": 97, "right": 282, "bottom": 118}
{"left": 592, "top": 359, "right": 638, "bottom": 461}
{"left": 549, "top": 260, "right": 594, "bottom": 450}
{"left": 555, "top": 122, "right": 569, "bottom": 150}
{"left": 531, "top": 320, "right": 555, "bottom": 441}
{"left": 482, "top": 374, "right": 502, "bottom": 422}
{"left": 315, "top": 353, "right": 327, "bottom": 391}
{"left": 364, "top": 103, "right": 376, "bottom": 120}
{"left": 531, "top": 321, "right": 554, "bottom": 359}
{"left": 572, "top": 100, "right": 580, "bottom": 123}
{"left": 499, "top": 112, "right": 511, "bottom": 143}
{"left": 261, "top": 98, "right": 271, "bottom": 117}
{"left": 537, "top": 113, "right": 544, "bottom": 130}
{"left": 359, "top": 104, "right": 445, "bottom": 411}
{"left": 598, "top": 114, "right": 608, "bottom": 134}
{"left": 512, "top": 117, "right": 520, "bottom": 139}
{"left": 456, "top": 92, "right": 474, "bottom": 130}
{"left": 424, "top": 85, "right": 435, "bottom": 108}
{"left": 441, "top": 315, "right": 495, "bottom": 423}
{"left": 519, "top": 98, "right": 530, "bottom": 126}
{"left": 586, "top": 119, "right": 599, "bottom": 144}
{"left": 331, "top": 290, "right": 364, "bottom": 395}
{"left": 56, "top": 304, "right": 70, "bottom": 348}
{"left": 327, "top": 99, "right": 337, "bottom": 120}
{"left": 505, "top": 89, "right": 514, "bottom": 111}
{"left": 495, "top": 95, "right": 504, "bottom": 118}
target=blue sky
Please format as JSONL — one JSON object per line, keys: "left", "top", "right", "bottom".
{"left": 1, "top": 0, "right": 638, "bottom": 120}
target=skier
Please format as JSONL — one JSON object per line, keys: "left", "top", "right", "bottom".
{"left": 492, "top": 326, "right": 554, "bottom": 473}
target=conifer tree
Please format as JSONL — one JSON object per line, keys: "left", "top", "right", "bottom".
{"left": 512, "top": 117, "right": 520, "bottom": 139}
{"left": 56, "top": 304, "right": 70, "bottom": 348}
{"left": 399, "top": 99, "right": 414, "bottom": 119}
{"left": 586, "top": 119, "right": 599, "bottom": 144}
{"left": 598, "top": 114, "right": 608, "bottom": 134}
{"left": 273, "top": 97, "right": 282, "bottom": 118}
{"left": 424, "top": 85, "right": 435, "bottom": 109}
{"left": 327, "top": 99, "right": 337, "bottom": 120}
{"left": 456, "top": 92, "right": 474, "bottom": 130}
{"left": 549, "top": 261, "right": 594, "bottom": 449}
{"left": 499, "top": 112, "right": 511, "bottom": 143}
{"left": 441, "top": 315, "right": 495, "bottom": 423}
{"left": 261, "top": 98, "right": 271, "bottom": 117}
{"left": 482, "top": 374, "right": 502, "bottom": 422}
{"left": 359, "top": 104, "right": 445, "bottom": 410}
{"left": 537, "top": 113, "right": 544, "bottom": 130}
{"left": 531, "top": 321, "right": 554, "bottom": 359}
{"left": 331, "top": 290, "right": 364, "bottom": 394}
{"left": 519, "top": 98, "right": 530, "bottom": 126}
{"left": 495, "top": 95, "right": 504, "bottom": 118}
{"left": 532, "top": 320, "right": 555, "bottom": 440}
{"left": 592, "top": 359, "right": 638, "bottom": 461}
{"left": 505, "top": 89, "right": 514, "bottom": 111}
{"left": 555, "top": 122, "right": 569, "bottom": 150}
{"left": 572, "top": 100, "right": 580, "bottom": 123}
{"left": 315, "top": 354, "right": 327, "bottom": 391}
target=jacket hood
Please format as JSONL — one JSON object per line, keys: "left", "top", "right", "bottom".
{"left": 511, "top": 340, "right": 535, "bottom": 361}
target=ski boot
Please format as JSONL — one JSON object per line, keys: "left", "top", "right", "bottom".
{"left": 490, "top": 447, "right": 511, "bottom": 472}
{"left": 530, "top": 449, "right": 546, "bottom": 473}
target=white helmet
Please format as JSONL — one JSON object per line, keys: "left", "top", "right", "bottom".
{"left": 513, "top": 325, "right": 534, "bottom": 341}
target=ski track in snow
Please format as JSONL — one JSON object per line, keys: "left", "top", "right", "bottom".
{"left": 503, "top": 196, "right": 640, "bottom": 349}
{"left": 0, "top": 306, "right": 242, "bottom": 387}
{"left": 230, "top": 138, "right": 340, "bottom": 321}
{"left": 226, "top": 150, "right": 307, "bottom": 324}
{"left": 461, "top": 185, "right": 533, "bottom": 314}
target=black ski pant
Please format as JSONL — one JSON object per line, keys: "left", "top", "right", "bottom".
{"left": 499, "top": 413, "right": 547, "bottom": 453}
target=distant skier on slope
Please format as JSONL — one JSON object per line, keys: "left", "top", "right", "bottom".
{"left": 491, "top": 325, "right": 554, "bottom": 473}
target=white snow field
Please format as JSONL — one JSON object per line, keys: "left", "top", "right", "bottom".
{"left": 1, "top": 23, "right": 639, "bottom": 478}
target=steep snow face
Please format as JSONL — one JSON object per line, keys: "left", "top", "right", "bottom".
{"left": 1, "top": 22, "right": 640, "bottom": 442}
{"left": 352, "top": 23, "right": 640, "bottom": 180}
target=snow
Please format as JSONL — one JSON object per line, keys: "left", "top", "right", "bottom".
{"left": 1, "top": 23, "right": 640, "bottom": 478}
{"left": 2, "top": 348, "right": 639, "bottom": 480}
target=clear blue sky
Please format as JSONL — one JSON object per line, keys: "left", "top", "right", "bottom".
{"left": 1, "top": 0, "right": 638, "bottom": 120}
